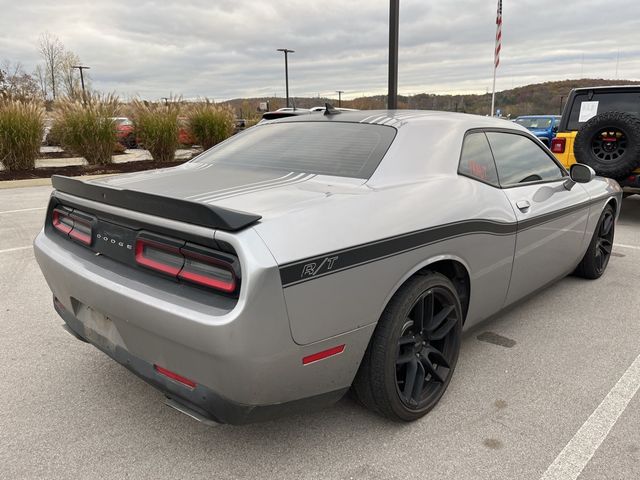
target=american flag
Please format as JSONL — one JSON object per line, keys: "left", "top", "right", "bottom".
{"left": 494, "top": 0, "right": 502, "bottom": 68}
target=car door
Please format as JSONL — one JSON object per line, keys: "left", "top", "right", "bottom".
{"left": 486, "top": 131, "right": 591, "bottom": 306}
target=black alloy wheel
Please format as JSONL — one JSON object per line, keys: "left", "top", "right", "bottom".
{"left": 591, "top": 128, "right": 628, "bottom": 164}
{"left": 352, "top": 272, "right": 462, "bottom": 422}
{"left": 395, "top": 287, "right": 459, "bottom": 409}
{"left": 574, "top": 204, "right": 616, "bottom": 279}
{"left": 594, "top": 207, "right": 614, "bottom": 275}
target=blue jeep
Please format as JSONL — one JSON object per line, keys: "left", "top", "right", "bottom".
{"left": 514, "top": 115, "right": 560, "bottom": 147}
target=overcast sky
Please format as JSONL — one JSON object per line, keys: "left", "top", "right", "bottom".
{"left": 2, "top": 0, "right": 639, "bottom": 101}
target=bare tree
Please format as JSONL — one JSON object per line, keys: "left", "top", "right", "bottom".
{"left": 60, "top": 50, "right": 81, "bottom": 98}
{"left": 0, "top": 60, "right": 40, "bottom": 101}
{"left": 38, "top": 32, "right": 64, "bottom": 99}
{"left": 34, "top": 65, "right": 48, "bottom": 99}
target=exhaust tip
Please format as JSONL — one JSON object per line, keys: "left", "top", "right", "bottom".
{"left": 163, "top": 397, "right": 221, "bottom": 427}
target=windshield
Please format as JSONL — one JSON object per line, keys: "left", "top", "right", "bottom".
{"left": 515, "top": 117, "right": 553, "bottom": 129}
{"left": 192, "top": 122, "right": 396, "bottom": 179}
{"left": 113, "top": 118, "right": 132, "bottom": 126}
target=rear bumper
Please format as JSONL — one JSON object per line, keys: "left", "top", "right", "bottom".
{"left": 34, "top": 229, "right": 371, "bottom": 423}
{"left": 55, "top": 299, "right": 347, "bottom": 424}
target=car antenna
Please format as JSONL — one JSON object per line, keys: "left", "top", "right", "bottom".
{"left": 324, "top": 102, "right": 341, "bottom": 115}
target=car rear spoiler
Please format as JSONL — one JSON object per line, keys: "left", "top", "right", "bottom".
{"left": 51, "top": 175, "right": 262, "bottom": 232}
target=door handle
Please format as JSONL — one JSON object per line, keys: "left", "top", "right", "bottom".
{"left": 516, "top": 200, "right": 530, "bottom": 212}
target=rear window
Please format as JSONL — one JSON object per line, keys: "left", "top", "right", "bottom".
{"left": 567, "top": 91, "right": 640, "bottom": 130}
{"left": 515, "top": 117, "right": 553, "bottom": 129}
{"left": 193, "top": 122, "right": 396, "bottom": 179}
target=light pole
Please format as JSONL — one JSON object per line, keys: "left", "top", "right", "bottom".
{"left": 71, "top": 65, "right": 90, "bottom": 103}
{"left": 336, "top": 90, "right": 344, "bottom": 107}
{"left": 277, "top": 48, "right": 295, "bottom": 108}
{"left": 388, "top": 0, "right": 399, "bottom": 109}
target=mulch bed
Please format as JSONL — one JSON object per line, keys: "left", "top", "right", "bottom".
{"left": 38, "top": 150, "right": 126, "bottom": 159}
{"left": 0, "top": 159, "right": 190, "bottom": 181}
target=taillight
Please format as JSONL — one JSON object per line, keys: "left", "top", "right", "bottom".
{"left": 135, "top": 236, "right": 237, "bottom": 293}
{"left": 52, "top": 208, "right": 93, "bottom": 246}
{"left": 52, "top": 209, "right": 73, "bottom": 235}
{"left": 551, "top": 137, "right": 566, "bottom": 154}
{"left": 179, "top": 248, "right": 236, "bottom": 293}
{"left": 135, "top": 238, "right": 183, "bottom": 276}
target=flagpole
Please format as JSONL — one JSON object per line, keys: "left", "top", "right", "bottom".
{"left": 491, "top": 65, "right": 497, "bottom": 117}
{"left": 491, "top": 0, "right": 502, "bottom": 117}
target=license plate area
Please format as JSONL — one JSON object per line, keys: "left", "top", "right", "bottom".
{"left": 73, "top": 300, "right": 126, "bottom": 351}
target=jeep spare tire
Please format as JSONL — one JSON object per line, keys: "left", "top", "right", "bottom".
{"left": 574, "top": 111, "right": 640, "bottom": 178}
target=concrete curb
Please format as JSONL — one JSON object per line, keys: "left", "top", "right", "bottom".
{"left": 0, "top": 174, "right": 113, "bottom": 190}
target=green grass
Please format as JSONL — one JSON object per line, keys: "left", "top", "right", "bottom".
{"left": 132, "top": 99, "right": 180, "bottom": 162}
{"left": 0, "top": 101, "right": 44, "bottom": 171}
{"left": 53, "top": 94, "right": 119, "bottom": 165}
{"left": 186, "top": 101, "right": 235, "bottom": 150}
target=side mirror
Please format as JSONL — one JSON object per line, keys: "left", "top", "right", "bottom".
{"left": 552, "top": 125, "right": 558, "bottom": 133}
{"left": 570, "top": 163, "right": 595, "bottom": 183}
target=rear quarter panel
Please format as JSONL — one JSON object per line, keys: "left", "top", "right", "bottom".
{"left": 256, "top": 176, "right": 518, "bottom": 345}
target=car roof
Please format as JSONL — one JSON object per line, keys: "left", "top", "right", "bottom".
{"left": 515, "top": 115, "right": 560, "bottom": 118}
{"left": 262, "top": 109, "right": 519, "bottom": 131}
{"left": 571, "top": 85, "right": 640, "bottom": 93}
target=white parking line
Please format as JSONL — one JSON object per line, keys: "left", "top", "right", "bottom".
{"left": 0, "top": 207, "right": 46, "bottom": 214}
{"left": 614, "top": 243, "right": 640, "bottom": 250}
{"left": 0, "top": 246, "right": 32, "bottom": 254}
{"left": 540, "top": 352, "right": 640, "bottom": 480}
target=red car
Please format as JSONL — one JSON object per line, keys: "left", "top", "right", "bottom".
{"left": 112, "top": 117, "right": 137, "bottom": 149}
{"left": 178, "top": 117, "right": 196, "bottom": 146}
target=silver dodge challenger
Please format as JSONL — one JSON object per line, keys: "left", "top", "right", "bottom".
{"left": 34, "top": 110, "right": 622, "bottom": 424}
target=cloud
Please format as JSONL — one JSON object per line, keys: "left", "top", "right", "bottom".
{"left": 1, "top": 0, "right": 638, "bottom": 100}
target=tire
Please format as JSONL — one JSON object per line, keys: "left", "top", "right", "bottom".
{"left": 574, "top": 204, "right": 615, "bottom": 279}
{"left": 352, "top": 272, "right": 462, "bottom": 422}
{"left": 574, "top": 111, "right": 640, "bottom": 178}
{"left": 125, "top": 133, "right": 137, "bottom": 149}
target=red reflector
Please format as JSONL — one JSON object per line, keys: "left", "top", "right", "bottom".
{"left": 302, "top": 344, "right": 346, "bottom": 365}
{"left": 551, "top": 138, "right": 566, "bottom": 153}
{"left": 154, "top": 364, "right": 197, "bottom": 389}
{"left": 629, "top": 175, "right": 637, "bottom": 181}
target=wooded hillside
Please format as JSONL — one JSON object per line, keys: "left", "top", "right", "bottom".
{"left": 223, "top": 78, "right": 640, "bottom": 119}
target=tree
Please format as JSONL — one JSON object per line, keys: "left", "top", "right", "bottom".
{"left": 0, "top": 60, "right": 40, "bottom": 101}
{"left": 60, "top": 50, "right": 81, "bottom": 99}
{"left": 34, "top": 65, "right": 47, "bottom": 99}
{"left": 38, "top": 32, "right": 64, "bottom": 100}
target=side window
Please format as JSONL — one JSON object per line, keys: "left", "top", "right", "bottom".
{"left": 486, "top": 132, "right": 564, "bottom": 187}
{"left": 458, "top": 132, "right": 499, "bottom": 186}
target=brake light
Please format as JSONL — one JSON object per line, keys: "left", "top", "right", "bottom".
{"left": 135, "top": 238, "right": 183, "bottom": 276}
{"left": 154, "top": 364, "right": 197, "bottom": 389}
{"left": 52, "top": 208, "right": 93, "bottom": 246}
{"left": 52, "top": 209, "right": 73, "bottom": 234}
{"left": 551, "top": 137, "right": 566, "bottom": 153}
{"left": 134, "top": 237, "right": 237, "bottom": 293}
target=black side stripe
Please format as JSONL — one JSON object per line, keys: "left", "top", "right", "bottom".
{"left": 279, "top": 195, "right": 611, "bottom": 288}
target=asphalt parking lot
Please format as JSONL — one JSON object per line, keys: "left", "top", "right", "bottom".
{"left": 1, "top": 184, "right": 639, "bottom": 480}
